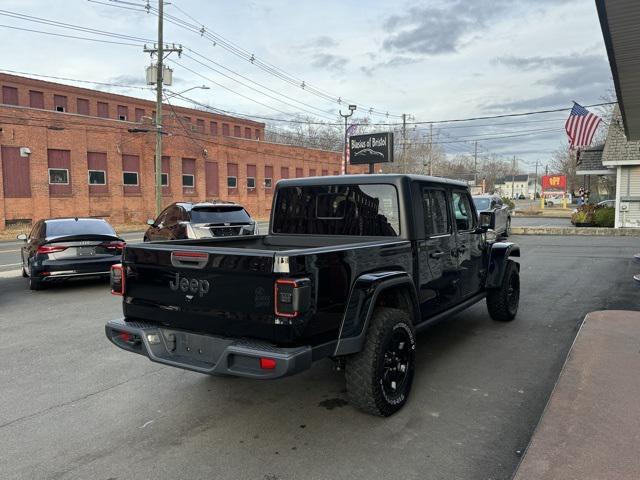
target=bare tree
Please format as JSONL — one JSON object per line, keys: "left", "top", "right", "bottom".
{"left": 549, "top": 143, "right": 578, "bottom": 194}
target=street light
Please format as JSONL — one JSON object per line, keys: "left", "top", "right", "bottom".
{"left": 164, "top": 85, "right": 210, "bottom": 100}
{"left": 340, "top": 104, "right": 356, "bottom": 175}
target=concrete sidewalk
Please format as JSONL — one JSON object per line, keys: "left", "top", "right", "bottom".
{"left": 513, "top": 310, "right": 640, "bottom": 480}
{"left": 512, "top": 226, "right": 640, "bottom": 236}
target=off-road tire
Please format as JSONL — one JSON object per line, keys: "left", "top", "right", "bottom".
{"left": 487, "top": 260, "right": 519, "bottom": 322}
{"left": 345, "top": 307, "right": 416, "bottom": 417}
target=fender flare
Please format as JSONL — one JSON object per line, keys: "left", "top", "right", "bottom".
{"left": 334, "top": 271, "right": 419, "bottom": 356}
{"left": 486, "top": 242, "right": 520, "bottom": 289}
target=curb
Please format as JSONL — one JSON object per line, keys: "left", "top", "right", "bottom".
{"left": 512, "top": 226, "right": 640, "bottom": 236}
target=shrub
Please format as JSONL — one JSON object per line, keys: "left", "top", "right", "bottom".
{"left": 501, "top": 197, "right": 515, "bottom": 210}
{"left": 571, "top": 204, "right": 597, "bottom": 225}
{"left": 593, "top": 207, "right": 615, "bottom": 228}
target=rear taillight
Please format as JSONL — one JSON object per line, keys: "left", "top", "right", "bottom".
{"left": 274, "top": 278, "right": 311, "bottom": 318}
{"left": 37, "top": 245, "right": 67, "bottom": 254}
{"left": 114, "top": 330, "right": 141, "bottom": 347}
{"left": 111, "top": 264, "right": 125, "bottom": 296}
{"left": 104, "top": 241, "right": 126, "bottom": 251}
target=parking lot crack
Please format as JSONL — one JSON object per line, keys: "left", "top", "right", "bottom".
{"left": 0, "top": 366, "right": 167, "bottom": 430}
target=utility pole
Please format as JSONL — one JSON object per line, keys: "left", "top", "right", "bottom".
{"left": 144, "top": 0, "right": 182, "bottom": 216}
{"left": 511, "top": 155, "right": 516, "bottom": 198}
{"left": 401, "top": 113, "right": 407, "bottom": 173}
{"left": 473, "top": 140, "right": 478, "bottom": 186}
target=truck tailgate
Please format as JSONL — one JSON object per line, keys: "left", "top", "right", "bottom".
{"left": 122, "top": 243, "right": 279, "bottom": 339}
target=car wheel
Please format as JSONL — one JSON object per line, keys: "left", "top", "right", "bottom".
{"left": 345, "top": 307, "right": 416, "bottom": 417}
{"left": 28, "top": 274, "right": 43, "bottom": 291}
{"left": 487, "top": 260, "right": 519, "bottom": 322}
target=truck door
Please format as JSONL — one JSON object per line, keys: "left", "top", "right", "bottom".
{"left": 417, "top": 187, "right": 459, "bottom": 319}
{"left": 451, "top": 190, "right": 484, "bottom": 298}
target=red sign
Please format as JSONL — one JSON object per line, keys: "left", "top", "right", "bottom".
{"left": 542, "top": 175, "right": 566, "bottom": 191}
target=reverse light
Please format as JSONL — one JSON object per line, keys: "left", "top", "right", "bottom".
{"left": 259, "top": 358, "right": 277, "bottom": 370}
{"left": 110, "top": 264, "right": 125, "bottom": 296}
{"left": 274, "top": 278, "right": 311, "bottom": 318}
{"left": 37, "top": 245, "right": 67, "bottom": 254}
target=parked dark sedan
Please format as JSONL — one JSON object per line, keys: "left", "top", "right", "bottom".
{"left": 143, "top": 201, "right": 258, "bottom": 241}
{"left": 18, "top": 218, "right": 125, "bottom": 290}
{"left": 472, "top": 195, "right": 511, "bottom": 237}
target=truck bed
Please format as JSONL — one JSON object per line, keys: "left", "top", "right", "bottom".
{"left": 120, "top": 235, "right": 413, "bottom": 347}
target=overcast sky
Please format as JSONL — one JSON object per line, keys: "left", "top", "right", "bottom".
{"left": 1, "top": 0, "right": 613, "bottom": 167}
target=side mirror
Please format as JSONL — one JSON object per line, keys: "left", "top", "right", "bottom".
{"left": 17, "top": 233, "right": 27, "bottom": 241}
{"left": 479, "top": 211, "right": 495, "bottom": 231}
{"left": 146, "top": 219, "right": 155, "bottom": 226}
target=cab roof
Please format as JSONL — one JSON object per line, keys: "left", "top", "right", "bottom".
{"left": 276, "top": 173, "right": 468, "bottom": 188}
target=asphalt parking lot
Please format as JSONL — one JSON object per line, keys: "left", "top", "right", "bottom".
{"left": 1, "top": 235, "right": 638, "bottom": 480}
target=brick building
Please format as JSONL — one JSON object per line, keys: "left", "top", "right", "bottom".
{"left": 0, "top": 73, "right": 348, "bottom": 230}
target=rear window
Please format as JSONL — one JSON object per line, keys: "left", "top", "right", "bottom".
{"left": 272, "top": 184, "right": 400, "bottom": 236}
{"left": 190, "top": 206, "right": 251, "bottom": 224}
{"left": 45, "top": 219, "right": 115, "bottom": 237}
{"left": 473, "top": 198, "right": 491, "bottom": 210}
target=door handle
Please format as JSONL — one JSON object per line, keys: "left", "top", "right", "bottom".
{"left": 429, "top": 251, "right": 445, "bottom": 259}
{"left": 458, "top": 245, "right": 467, "bottom": 254}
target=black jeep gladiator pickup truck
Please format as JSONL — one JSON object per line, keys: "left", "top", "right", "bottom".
{"left": 106, "top": 174, "right": 520, "bottom": 416}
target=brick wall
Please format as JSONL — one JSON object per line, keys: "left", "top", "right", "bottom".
{"left": 0, "top": 104, "right": 357, "bottom": 229}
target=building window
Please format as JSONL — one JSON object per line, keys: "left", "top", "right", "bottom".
{"left": 247, "top": 177, "right": 256, "bottom": 189}
{"left": 135, "top": 108, "right": 145, "bottom": 122}
{"left": 196, "top": 118, "right": 205, "bottom": 132}
{"left": 244, "top": 127, "right": 252, "bottom": 139}
{"left": 222, "top": 123, "right": 230, "bottom": 136}
{"left": 88, "top": 170, "right": 106, "bottom": 185}
{"left": 29, "top": 90, "right": 44, "bottom": 109}
{"left": 123, "top": 171, "right": 139, "bottom": 186}
{"left": 1, "top": 146, "right": 31, "bottom": 198}
{"left": 210, "top": 121, "right": 218, "bottom": 136}
{"left": 161, "top": 173, "right": 169, "bottom": 186}
{"left": 77, "top": 98, "right": 90, "bottom": 115}
{"left": 53, "top": 95, "right": 67, "bottom": 112}
{"left": 2, "top": 86, "right": 19, "bottom": 105}
{"left": 182, "top": 174, "right": 195, "bottom": 187}
{"left": 255, "top": 128, "right": 261, "bottom": 140}
{"left": 97, "top": 101, "right": 109, "bottom": 118}
{"left": 117, "top": 105, "right": 128, "bottom": 121}
{"left": 264, "top": 178, "right": 272, "bottom": 189}
{"left": 227, "top": 176, "right": 237, "bottom": 188}
{"left": 233, "top": 125, "right": 241, "bottom": 137}
{"left": 48, "top": 168, "right": 69, "bottom": 185}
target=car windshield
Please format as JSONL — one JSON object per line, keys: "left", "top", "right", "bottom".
{"left": 473, "top": 198, "right": 491, "bottom": 210}
{"left": 272, "top": 183, "right": 400, "bottom": 236}
{"left": 190, "top": 206, "right": 251, "bottom": 224}
{"left": 45, "top": 219, "right": 115, "bottom": 238}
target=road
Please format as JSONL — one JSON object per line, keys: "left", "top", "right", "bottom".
{"left": 1, "top": 235, "right": 638, "bottom": 480}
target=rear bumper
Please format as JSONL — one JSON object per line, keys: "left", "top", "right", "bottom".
{"left": 33, "top": 257, "right": 120, "bottom": 280}
{"left": 105, "top": 318, "right": 313, "bottom": 379}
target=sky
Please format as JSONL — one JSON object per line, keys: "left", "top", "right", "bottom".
{"left": 0, "top": 0, "right": 614, "bottom": 168}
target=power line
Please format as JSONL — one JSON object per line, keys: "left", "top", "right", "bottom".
{"left": 0, "top": 23, "right": 143, "bottom": 46}
{"left": 180, "top": 52, "right": 336, "bottom": 120}
{"left": 105, "top": 0, "right": 403, "bottom": 119}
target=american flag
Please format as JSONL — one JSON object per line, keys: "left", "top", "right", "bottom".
{"left": 565, "top": 102, "right": 601, "bottom": 150}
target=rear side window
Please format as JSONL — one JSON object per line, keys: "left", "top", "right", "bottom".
{"left": 190, "top": 206, "right": 251, "bottom": 224}
{"left": 45, "top": 220, "right": 115, "bottom": 238}
{"left": 452, "top": 191, "right": 476, "bottom": 231}
{"left": 272, "top": 184, "right": 400, "bottom": 236}
{"left": 422, "top": 189, "right": 450, "bottom": 236}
